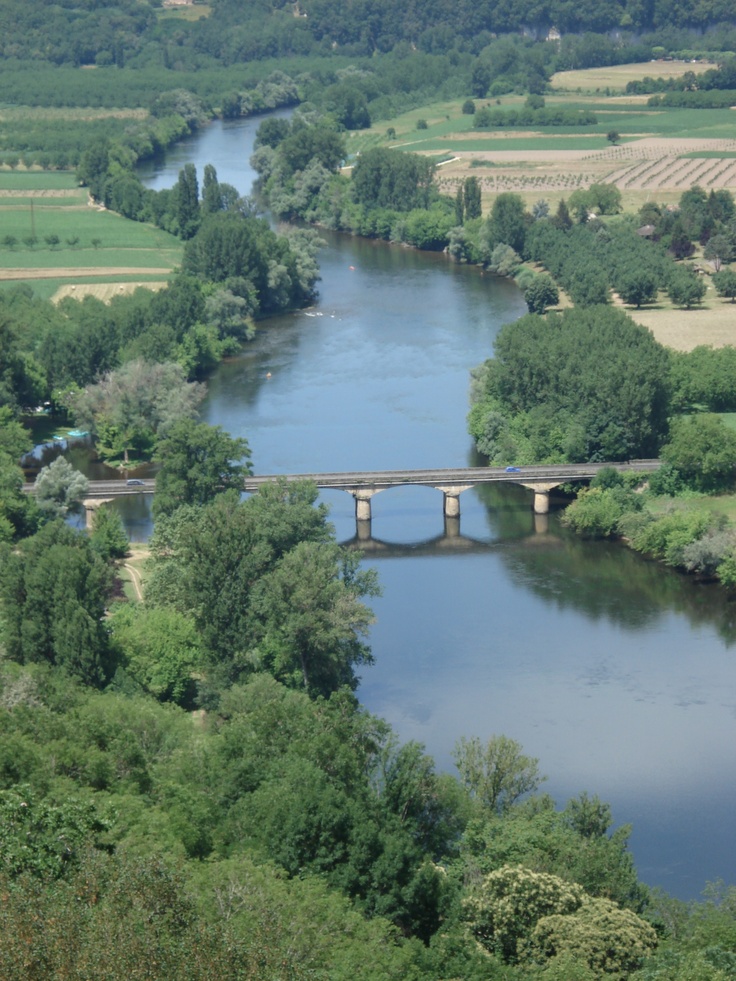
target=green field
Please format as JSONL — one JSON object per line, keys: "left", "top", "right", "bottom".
{"left": 0, "top": 171, "right": 181, "bottom": 297}
{"left": 0, "top": 171, "right": 81, "bottom": 190}
{"left": 359, "top": 99, "right": 736, "bottom": 153}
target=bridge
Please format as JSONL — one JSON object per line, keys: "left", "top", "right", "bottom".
{"left": 25, "top": 460, "right": 660, "bottom": 522}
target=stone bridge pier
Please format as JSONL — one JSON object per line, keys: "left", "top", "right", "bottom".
{"left": 348, "top": 487, "right": 381, "bottom": 522}
{"left": 438, "top": 484, "right": 473, "bottom": 518}
{"left": 82, "top": 497, "right": 113, "bottom": 528}
{"left": 519, "top": 481, "right": 563, "bottom": 514}
{"left": 347, "top": 483, "right": 474, "bottom": 522}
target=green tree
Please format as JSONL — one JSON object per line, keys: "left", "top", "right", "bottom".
{"left": 461, "top": 793, "right": 646, "bottom": 911}
{"left": 668, "top": 269, "right": 706, "bottom": 308}
{"left": 0, "top": 316, "right": 46, "bottom": 413}
{"left": 278, "top": 124, "right": 345, "bottom": 176}
{"left": 33, "top": 456, "right": 88, "bottom": 518}
{"left": 175, "top": 163, "right": 200, "bottom": 240}
{"left": 703, "top": 234, "right": 733, "bottom": 272}
{"left": 553, "top": 198, "right": 573, "bottom": 230}
{"left": 668, "top": 222, "right": 695, "bottom": 259}
{"left": 0, "top": 521, "right": 113, "bottom": 684}
{"left": 0, "top": 409, "right": 39, "bottom": 542}
{"left": 148, "top": 483, "right": 326, "bottom": 657}
{"left": 524, "top": 274, "right": 559, "bottom": 313}
{"left": 0, "top": 457, "right": 39, "bottom": 543}
{"left": 469, "top": 306, "right": 671, "bottom": 462}
{"left": 76, "top": 138, "right": 110, "bottom": 202}
{"left": 0, "top": 787, "right": 108, "bottom": 880}
{"left": 713, "top": 268, "right": 736, "bottom": 302}
{"left": 351, "top": 148, "right": 436, "bottom": 213}
{"left": 201, "top": 163, "right": 223, "bottom": 215}
{"left": 570, "top": 268, "right": 609, "bottom": 306}
{"left": 452, "top": 734, "right": 544, "bottom": 814}
{"left": 153, "top": 420, "right": 251, "bottom": 518}
{"left": 454, "top": 184, "right": 464, "bottom": 225}
{"left": 471, "top": 62, "right": 492, "bottom": 98}
{"left": 249, "top": 540, "right": 379, "bottom": 698}
{"left": 487, "top": 192, "right": 528, "bottom": 253}
{"left": 660, "top": 414, "right": 736, "bottom": 492}
{"left": 616, "top": 268, "right": 659, "bottom": 308}
{"left": 183, "top": 213, "right": 318, "bottom": 313}
{"left": 67, "top": 360, "right": 205, "bottom": 464}
{"left": 561, "top": 485, "right": 639, "bottom": 539}
{"left": 111, "top": 604, "right": 203, "bottom": 705}
{"left": 607, "top": 130, "right": 620, "bottom": 145}
{"left": 89, "top": 504, "right": 129, "bottom": 560}
{"left": 463, "top": 176, "right": 482, "bottom": 220}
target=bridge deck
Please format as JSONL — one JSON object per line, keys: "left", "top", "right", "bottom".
{"left": 23, "top": 461, "right": 660, "bottom": 498}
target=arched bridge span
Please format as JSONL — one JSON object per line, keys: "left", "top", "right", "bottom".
{"left": 33, "top": 460, "right": 660, "bottom": 522}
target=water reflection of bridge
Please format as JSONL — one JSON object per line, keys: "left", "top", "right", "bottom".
{"left": 339, "top": 513, "right": 560, "bottom": 555}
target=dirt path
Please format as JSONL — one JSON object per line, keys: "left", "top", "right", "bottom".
{"left": 0, "top": 266, "right": 172, "bottom": 280}
{"left": 123, "top": 561, "right": 145, "bottom": 602}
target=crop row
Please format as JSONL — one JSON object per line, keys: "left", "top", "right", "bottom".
{"left": 600, "top": 155, "right": 736, "bottom": 190}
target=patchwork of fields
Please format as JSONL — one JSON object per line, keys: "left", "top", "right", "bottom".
{"left": 349, "top": 61, "right": 736, "bottom": 208}
{"left": 0, "top": 171, "right": 181, "bottom": 301}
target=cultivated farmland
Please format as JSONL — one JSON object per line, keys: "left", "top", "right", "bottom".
{"left": 355, "top": 61, "right": 736, "bottom": 209}
{"left": 0, "top": 171, "right": 181, "bottom": 300}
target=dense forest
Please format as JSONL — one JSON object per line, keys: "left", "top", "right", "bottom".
{"left": 3, "top": 0, "right": 736, "bottom": 68}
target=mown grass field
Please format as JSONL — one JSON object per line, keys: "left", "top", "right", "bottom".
{"left": 0, "top": 171, "right": 181, "bottom": 298}
{"left": 550, "top": 60, "right": 717, "bottom": 92}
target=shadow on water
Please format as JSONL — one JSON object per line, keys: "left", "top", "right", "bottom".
{"left": 502, "top": 517, "right": 736, "bottom": 644}
{"left": 473, "top": 481, "right": 736, "bottom": 644}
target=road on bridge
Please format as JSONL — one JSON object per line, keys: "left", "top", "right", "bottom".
{"left": 23, "top": 461, "right": 660, "bottom": 499}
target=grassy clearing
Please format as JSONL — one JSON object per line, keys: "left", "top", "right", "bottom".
{"left": 646, "top": 490, "right": 736, "bottom": 524}
{"left": 550, "top": 61, "right": 717, "bottom": 92}
{"left": 157, "top": 3, "right": 212, "bottom": 21}
{"left": 611, "top": 276, "right": 736, "bottom": 352}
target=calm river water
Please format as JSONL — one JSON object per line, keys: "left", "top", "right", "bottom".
{"left": 132, "top": 117, "right": 736, "bottom": 900}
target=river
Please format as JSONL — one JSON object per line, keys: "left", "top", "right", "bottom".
{"left": 133, "top": 116, "right": 736, "bottom": 901}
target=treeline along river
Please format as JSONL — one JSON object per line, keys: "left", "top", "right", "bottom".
{"left": 131, "top": 116, "right": 736, "bottom": 900}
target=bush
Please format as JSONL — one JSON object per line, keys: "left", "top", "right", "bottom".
{"left": 629, "top": 509, "right": 713, "bottom": 567}
{"left": 561, "top": 486, "right": 640, "bottom": 539}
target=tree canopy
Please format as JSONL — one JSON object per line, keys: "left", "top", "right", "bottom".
{"left": 468, "top": 306, "right": 671, "bottom": 464}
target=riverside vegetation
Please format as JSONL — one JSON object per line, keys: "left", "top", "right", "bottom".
{"left": 3, "top": 0, "right": 736, "bottom": 976}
